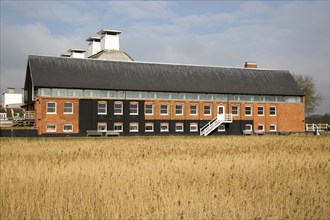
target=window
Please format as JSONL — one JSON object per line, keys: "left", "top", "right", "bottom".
{"left": 232, "top": 106, "right": 239, "bottom": 115}
{"left": 160, "top": 104, "right": 168, "bottom": 115}
{"left": 114, "top": 102, "right": 123, "bottom": 115}
{"left": 129, "top": 123, "right": 139, "bottom": 132}
{"left": 270, "top": 106, "right": 276, "bottom": 116}
{"left": 97, "top": 123, "right": 107, "bottom": 132}
{"left": 258, "top": 124, "right": 264, "bottom": 131}
{"left": 145, "top": 123, "right": 154, "bottom": 132}
{"left": 175, "top": 123, "right": 184, "bottom": 132}
{"left": 98, "top": 101, "right": 107, "bottom": 115}
{"left": 145, "top": 104, "right": 153, "bottom": 115}
{"left": 245, "top": 106, "right": 252, "bottom": 116}
{"left": 218, "top": 124, "right": 226, "bottom": 132}
{"left": 63, "top": 124, "right": 73, "bottom": 132}
{"left": 114, "top": 123, "right": 123, "bottom": 132}
{"left": 258, "top": 106, "right": 264, "bottom": 116}
{"left": 175, "top": 104, "right": 183, "bottom": 115}
{"left": 270, "top": 124, "right": 277, "bottom": 131}
{"left": 190, "top": 104, "right": 198, "bottom": 115}
{"left": 245, "top": 124, "right": 253, "bottom": 131}
{"left": 46, "top": 102, "right": 56, "bottom": 114}
{"left": 190, "top": 123, "right": 198, "bottom": 132}
{"left": 130, "top": 102, "right": 139, "bottom": 115}
{"left": 160, "top": 123, "right": 169, "bottom": 132}
{"left": 46, "top": 124, "right": 56, "bottom": 132}
{"left": 204, "top": 105, "right": 211, "bottom": 115}
{"left": 63, "top": 102, "right": 73, "bottom": 114}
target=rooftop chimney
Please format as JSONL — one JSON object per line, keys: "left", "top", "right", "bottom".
{"left": 67, "top": 49, "right": 86, "bottom": 58}
{"left": 97, "top": 29, "right": 121, "bottom": 51}
{"left": 244, "top": 61, "right": 257, "bottom": 68}
{"left": 86, "top": 37, "right": 101, "bottom": 58}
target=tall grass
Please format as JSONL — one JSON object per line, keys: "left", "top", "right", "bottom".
{"left": 1, "top": 136, "right": 329, "bottom": 219}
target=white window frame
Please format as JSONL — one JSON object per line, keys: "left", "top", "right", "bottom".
{"left": 270, "top": 106, "right": 276, "bottom": 116}
{"left": 245, "top": 124, "right": 253, "bottom": 131}
{"left": 175, "top": 104, "right": 184, "bottom": 115}
{"left": 257, "top": 106, "right": 264, "bottom": 116}
{"left": 46, "top": 102, "right": 56, "bottom": 114}
{"left": 129, "top": 123, "right": 139, "bottom": 132}
{"left": 145, "top": 123, "right": 154, "bottom": 132}
{"left": 63, "top": 102, "right": 73, "bottom": 114}
{"left": 232, "top": 105, "right": 239, "bottom": 116}
{"left": 257, "top": 124, "right": 264, "bottom": 131}
{"left": 46, "top": 124, "right": 56, "bottom": 132}
{"left": 160, "top": 104, "right": 168, "bottom": 115}
{"left": 145, "top": 104, "right": 153, "bottom": 115}
{"left": 190, "top": 123, "right": 198, "bottom": 132}
{"left": 175, "top": 123, "right": 184, "bottom": 132}
{"left": 97, "top": 123, "right": 107, "bottom": 132}
{"left": 114, "top": 123, "right": 123, "bottom": 132}
{"left": 245, "top": 106, "right": 252, "bottom": 116}
{"left": 270, "top": 124, "right": 277, "bottom": 132}
{"left": 190, "top": 104, "right": 198, "bottom": 115}
{"left": 130, "top": 102, "right": 139, "bottom": 115}
{"left": 63, "top": 124, "right": 73, "bottom": 132}
{"left": 97, "top": 102, "right": 107, "bottom": 115}
{"left": 204, "top": 104, "right": 211, "bottom": 116}
{"left": 114, "top": 102, "right": 123, "bottom": 115}
{"left": 160, "top": 123, "right": 169, "bottom": 132}
{"left": 218, "top": 124, "right": 226, "bottom": 132}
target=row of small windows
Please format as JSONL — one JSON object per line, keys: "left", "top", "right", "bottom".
{"left": 38, "top": 88, "right": 302, "bottom": 103}
{"left": 46, "top": 124, "right": 73, "bottom": 132}
{"left": 46, "top": 102, "right": 73, "bottom": 114}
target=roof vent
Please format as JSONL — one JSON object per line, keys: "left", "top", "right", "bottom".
{"left": 244, "top": 61, "right": 257, "bottom": 68}
{"left": 67, "top": 49, "right": 86, "bottom": 58}
{"left": 86, "top": 37, "right": 101, "bottom": 58}
{"left": 97, "top": 29, "right": 121, "bottom": 51}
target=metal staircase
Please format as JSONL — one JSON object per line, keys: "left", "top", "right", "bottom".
{"left": 305, "top": 123, "right": 330, "bottom": 135}
{"left": 200, "top": 114, "right": 233, "bottom": 136}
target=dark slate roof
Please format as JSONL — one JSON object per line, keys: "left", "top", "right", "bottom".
{"left": 27, "top": 55, "right": 304, "bottom": 96}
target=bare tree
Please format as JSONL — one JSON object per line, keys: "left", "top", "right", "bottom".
{"left": 293, "top": 74, "right": 322, "bottom": 115}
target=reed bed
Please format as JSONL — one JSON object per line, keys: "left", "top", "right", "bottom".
{"left": 0, "top": 136, "right": 329, "bottom": 219}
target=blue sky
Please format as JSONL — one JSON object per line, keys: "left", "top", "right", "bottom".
{"left": 1, "top": 1, "right": 329, "bottom": 114}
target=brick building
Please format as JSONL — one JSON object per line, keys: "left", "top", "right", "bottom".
{"left": 23, "top": 29, "right": 305, "bottom": 136}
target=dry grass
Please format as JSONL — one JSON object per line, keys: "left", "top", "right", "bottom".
{"left": 0, "top": 136, "right": 329, "bottom": 219}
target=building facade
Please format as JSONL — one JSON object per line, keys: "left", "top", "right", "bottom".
{"left": 23, "top": 29, "right": 305, "bottom": 136}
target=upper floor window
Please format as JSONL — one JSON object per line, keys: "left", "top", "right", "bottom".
{"left": 270, "top": 106, "right": 276, "bottom": 116}
{"left": 258, "top": 106, "right": 264, "bottom": 116}
{"left": 114, "top": 102, "right": 123, "bottom": 115}
{"left": 160, "top": 104, "right": 168, "bottom": 115}
{"left": 245, "top": 106, "right": 252, "bottom": 116}
{"left": 175, "top": 104, "right": 183, "bottom": 115}
{"left": 190, "top": 104, "right": 198, "bottom": 115}
{"left": 130, "top": 102, "right": 139, "bottom": 115}
{"left": 46, "top": 102, "right": 56, "bottom": 114}
{"left": 98, "top": 101, "right": 107, "bottom": 115}
{"left": 232, "top": 106, "right": 239, "bottom": 115}
{"left": 204, "top": 105, "right": 211, "bottom": 116}
{"left": 145, "top": 104, "right": 153, "bottom": 115}
{"left": 64, "top": 102, "right": 73, "bottom": 114}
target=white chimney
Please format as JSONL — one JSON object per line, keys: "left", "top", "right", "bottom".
{"left": 97, "top": 29, "right": 121, "bottom": 51}
{"left": 67, "top": 49, "right": 86, "bottom": 58}
{"left": 86, "top": 37, "right": 101, "bottom": 57}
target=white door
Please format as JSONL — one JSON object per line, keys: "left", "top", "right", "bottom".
{"left": 217, "top": 105, "right": 225, "bottom": 120}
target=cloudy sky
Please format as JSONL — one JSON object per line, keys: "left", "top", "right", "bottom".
{"left": 1, "top": 1, "right": 329, "bottom": 114}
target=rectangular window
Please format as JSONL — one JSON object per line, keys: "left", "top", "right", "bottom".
{"left": 98, "top": 101, "right": 107, "bottom": 115}
{"left": 114, "top": 102, "right": 123, "bottom": 115}
{"left": 63, "top": 124, "right": 73, "bottom": 132}
{"left": 232, "top": 105, "right": 239, "bottom": 115}
{"left": 129, "top": 123, "right": 139, "bottom": 132}
{"left": 270, "top": 106, "right": 276, "bottom": 116}
{"left": 258, "top": 106, "right": 264, "bottom": 116}
{"left": 204, "top": 105, "right": 211, "bottom": 116}
{"left": 160, "top": 123, "right": 169, "bottom": 132}
{"left": 130, "top": 102, "right": 139, "bottom": 115}
{"left": 46, "top": 124, "right": 56, "bottom": 132}
{"left": 114, "top": 123, "right": 123, "bottom": 132}
{"left": 258, "top": 124, "right": 264, "bottom": 131}
{"left": 190, "top": 104, "right": 198, "bottom": 115}
{"left": 270, "top": 124, "right": 277, "bottom": 131}
{"left": 190, "top": 123, "right": 198, "bottom": 132}
{"left": 245, "top": 124, "right": 253, "bottom": 131}
{"left": 145, "top": 123, "right": 154, "bottom": 132}
{"left": 175, "top": 104, "right": 183, "bottom": 115}
{"left": 145, "top": 104, "right": 153, "bottom": 115}
{"left": 245, "top": 106, "right": 252, "bottom": 116}
{"left": 160, "top": 104, "right": 168, "bottom": 115}
{"left": 63, "top": 102, "right": 73, "bottom": 114}
{"left": 46, "top": 102, "right": 56, "bottom": 114}
{"left": 218, "top": 124, "right": 226, "bottom": 132}
{"left": 175, "top": 123, "right": 184, "bottom": 132}
{"left": 97, "top": 123, "right": 107, "bottom": 132}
